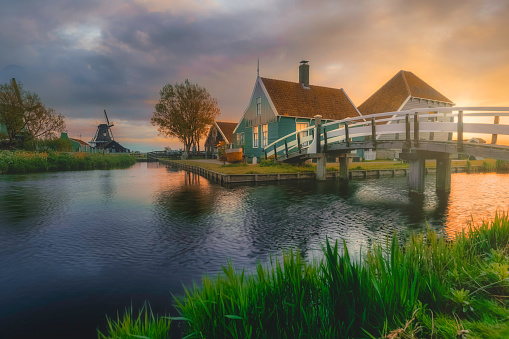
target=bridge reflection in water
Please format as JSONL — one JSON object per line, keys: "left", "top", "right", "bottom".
{"left": 264, "top": 107, "right": 509, "bottom": 193}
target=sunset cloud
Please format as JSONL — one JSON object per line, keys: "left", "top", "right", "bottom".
{"left": 1, "top": 0, "right": 508, "bottom": 151}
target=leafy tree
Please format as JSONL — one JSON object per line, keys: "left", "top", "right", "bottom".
{"left": 151, "top": 80, "right": 220, "bottom": 152}
{"left": 0, "top": 78, "right": 65, "bottom": 148}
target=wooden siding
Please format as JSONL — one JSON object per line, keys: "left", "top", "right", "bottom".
{"left": 244, "top": 80, "right": 278, "bottom": 128}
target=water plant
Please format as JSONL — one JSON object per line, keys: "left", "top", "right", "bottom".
{"left": 97, "top": 303, "right": 171, "bottom": 339}
{"left": 101, "top": 211, "right": 509, "bottom": 338}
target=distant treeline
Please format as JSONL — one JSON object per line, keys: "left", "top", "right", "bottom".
{"left": 0, "top": 151, "right": 136, "bottom": 174}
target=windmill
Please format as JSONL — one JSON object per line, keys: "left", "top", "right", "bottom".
{"left": 90, "top": 110, "right": 114, "bottom": 148}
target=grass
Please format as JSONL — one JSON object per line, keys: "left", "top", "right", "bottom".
{"left": 0, "top": 151, "right": 137, "bottom": 174}
{"left": 165, "top": 158, "right": 501, "bottom": 175}
{"left": 97, "top": 303, "right": 171, "bottom": 339}
{"left": 101, "top": 212, "right": 509, "bottom": 338}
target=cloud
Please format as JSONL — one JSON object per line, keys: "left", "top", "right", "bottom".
{"left": 1, "top": 0, "right": 508, "bottom": 149}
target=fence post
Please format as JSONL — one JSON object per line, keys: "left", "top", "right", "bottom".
{"left": 457, "top": 110, "right": 463, "bottom": 152}
{"left": 273, "top": 144, "right": 278, "bottom": 161}
{"left": 345, "top": 122, "right": 350, "bottom": 148}
{"left": 264, "top": 149, "right": 267, "bottom": 160}
{"left": 284, "top": 139, "right": 289, "bottom": 157}
{"left": 405, "top": 114, "right": 411, "bottom": 147}
{"left": 314, "top": 115, "right": 322, "bottom": 153}
{"left": 414, "top": 112, "right": 419, "bottom": 147}
{"left": 491, "top": 115, "right": 500, "bottom": 144}
{"left": 323, "top": 127, "right": 328, "bottom": 152}
{"left": 371, "top": 117, "right": 377, "bottom": 147}
{"left": 297, "top": 132, "right": 302, "bottom": 153}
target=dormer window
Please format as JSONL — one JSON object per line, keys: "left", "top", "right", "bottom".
{"left": 256, "top": 97, "right": 261, "bottom": 116}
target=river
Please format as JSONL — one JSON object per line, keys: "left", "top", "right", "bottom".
{"left": 1, "top": 162, "right": 509, "bottom": 338}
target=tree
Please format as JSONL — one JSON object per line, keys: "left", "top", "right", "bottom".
{"left": 0, "top": 78, "right": 65, "bottom": 148}
{"left": 151, "top": 80, "right": 220, "bottom": 153}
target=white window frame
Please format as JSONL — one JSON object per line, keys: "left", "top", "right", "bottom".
{"left": 256, "top": 97, "right": 261, "bottom": 116}
{"left": 261, "top": 124, "right": 268, "bottom": 147}
{"left": 253, "top": 126, "right": 259, "bottom": 148}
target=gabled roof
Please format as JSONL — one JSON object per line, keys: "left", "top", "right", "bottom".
{"left": 260, "top": 77, "right": 361, "bottom": 120}
{"left": 215, "top": 121, "right": 237, "bottom": 143}
{"left": 70, "top": 138, "right": 90, "bottom": 147}
{"left": 358, "top": 70, "right": 454, "bottom": 115}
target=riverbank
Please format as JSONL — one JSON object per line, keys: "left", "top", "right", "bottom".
{"left": 101, "top": 212, "right": 509, "bottom": 338}
{"left": 0, "top": 151, "right": 136, "bottom": 174}
{"left": 162, "top": 158, "right": 502, "bottom": 184}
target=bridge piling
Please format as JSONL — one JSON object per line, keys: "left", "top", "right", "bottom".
{"left": 407, "top": 152, "right": 426, "bottom": 194}
{"left": 339, "top": 154, "right": 352, "bottom": 180}
{"left": 436, "top": 153, "right": 452, "bottom": 192}
{"left": 316, "top": 154, "right": 327, "bottom": 181}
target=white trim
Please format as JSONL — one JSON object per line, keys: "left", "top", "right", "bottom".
{"left": 215, "top": 121, "right": 230, "bottom": 143}
{"left": 342, "top": 88, "right": 364, "bottom": 118}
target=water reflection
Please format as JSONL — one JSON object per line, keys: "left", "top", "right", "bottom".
{"left": 2, "top": 163, "right": 509, "bottom": 339}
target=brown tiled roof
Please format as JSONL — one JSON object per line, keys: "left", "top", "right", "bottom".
{"left": 70, "top": 138, "right": 90, "bottom": 147}
{"left": 358, "top": 70, "right": 453, "bottom": 115}
{"left": 261, "top": 77, "right": 360, "bottom": 120}
{"left": 215, "top": 121, "right": 237, "bottom": 143}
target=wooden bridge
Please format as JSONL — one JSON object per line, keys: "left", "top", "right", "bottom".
{"left": 263, "top": 107, "right": 509, "bottom": 193}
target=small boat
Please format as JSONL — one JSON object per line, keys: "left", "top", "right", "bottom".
{"left": 226, "top": 148, "right": 243, "bottom": 163}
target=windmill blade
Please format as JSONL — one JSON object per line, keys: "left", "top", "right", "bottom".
{"left": 104, "top": 109, "right": 110, "bottom": 125}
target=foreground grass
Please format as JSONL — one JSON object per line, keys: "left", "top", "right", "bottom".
{"left": 102, "top": 212, "right": 509, "bottom": 338}
{"left": 0, "top": 151, "right": 137, "bottom": 174}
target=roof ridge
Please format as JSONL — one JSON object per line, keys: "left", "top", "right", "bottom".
{"left": 400, "top": 70, "right": 412, "bottom": 96}
{"left": 261, "top": 77, "right": 343, "bottom": 92}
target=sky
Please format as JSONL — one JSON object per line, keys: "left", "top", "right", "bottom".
{"left": 1, "top": 0, "right": 508, "bottom": 152}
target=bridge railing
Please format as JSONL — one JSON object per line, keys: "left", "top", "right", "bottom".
{"left": 263, "top": 107, "right": 509, "bottom": 159}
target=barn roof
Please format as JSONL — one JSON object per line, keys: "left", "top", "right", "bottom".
{"left": 358, "top": 70, "right": 454, "bottom": 115}
{"left": 260, "top": 77, "right": 361, "bottom": 120}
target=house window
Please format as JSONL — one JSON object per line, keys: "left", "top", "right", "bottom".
{"left": 296, "top": 122, "right": 309, "bottom": 146}
{"left": 256, "top": 97, "right": 261, "bottom": 116}
{"left": 253, "top": 126, "right": 259, "bottom": 148}
{"left": 261, "top": 124, "right": 268, "bottom": 147}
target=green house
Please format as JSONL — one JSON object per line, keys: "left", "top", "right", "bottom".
{"left": 233, "top": 61, "right": 362, "bottom": 161}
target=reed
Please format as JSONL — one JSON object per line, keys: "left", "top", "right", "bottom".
{"left": 101, "top": 212, "right": 509, "bottom": 338}
{"left": 97, "top": 303, "right": 171, "bottom": 339}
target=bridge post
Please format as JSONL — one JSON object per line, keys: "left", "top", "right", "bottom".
{"left": 408, "top": 152, "right": 426, "bottom": 194}
{"left": 314, "top": 115, "right": 322, "bottom": 153}
{"left": 457, "top": 110, "right": 463, "bottom": 152}
{"left": 405, "top": 114, "right": 411, "bottom": 148}
{"left": 492, "top": 115, "right": 500, "bottom": 144}
{"left": 371, "top": 117, "right": 377, "bottom": 147}
{"left": 316, "top": 154, "right": 327, "bottom": 181}
{"left": 436, "top": 152, "right": 451, "bottom": 192}
{"left": 339, "top": 154, "right": 351, "bottom": 180}
{"left": 414, "top": 112, "right": 419, "bottom": 146}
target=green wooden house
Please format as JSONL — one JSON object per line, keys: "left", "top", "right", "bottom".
{"left": 233, "top": 61, "right": 362, "bottom": 161}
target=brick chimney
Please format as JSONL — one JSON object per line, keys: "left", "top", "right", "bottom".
{"left": 299, "top": 60, "right": 309, "bottom": 88}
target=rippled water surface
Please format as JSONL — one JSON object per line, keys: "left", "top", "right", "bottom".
{"left": 1, "top": 162, "right": 509, "bottom": 338}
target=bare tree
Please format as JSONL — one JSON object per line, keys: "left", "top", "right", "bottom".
{"left": 151, "top": 80, "right": 220, "bottom": 152}
{"left": 0, "top": 79, "right": 65, "bottom": 148}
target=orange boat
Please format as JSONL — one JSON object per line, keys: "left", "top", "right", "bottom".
{"left": 226, "top": 148, "right": 243, "bottom": 163}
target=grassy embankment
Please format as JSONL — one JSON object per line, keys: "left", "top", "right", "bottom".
{"left": 100, "top": 213, "right": 509, "bottom": 338}
{"left": 166, "top": 158, "right": 506, "bottom": 175}
{"left": 0, "top": 151, "right": 137, "bottom": 174}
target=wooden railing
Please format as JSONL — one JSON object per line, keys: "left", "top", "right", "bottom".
{"left": 263, "top": 107, "right": 509, "bottom": 159}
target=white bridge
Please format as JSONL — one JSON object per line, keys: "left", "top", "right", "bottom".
{"left": 263, "top": 107, "right": 509, "bottom": 193}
